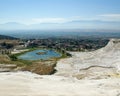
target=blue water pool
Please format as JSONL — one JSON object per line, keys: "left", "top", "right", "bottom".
{"left": 18, "top": 49, "right": 61, "bottom": 60}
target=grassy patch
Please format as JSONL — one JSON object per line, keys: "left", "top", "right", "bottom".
{"left": 0, "top": 55, "right": 24, "bottom": 66}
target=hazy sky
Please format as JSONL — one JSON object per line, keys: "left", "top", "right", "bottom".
{"left": 0, "top": 0, "right": 120, "bottom": 30}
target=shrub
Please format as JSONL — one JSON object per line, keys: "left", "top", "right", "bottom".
{"left": 9, "top": 55, "right": 18, "bottom": 61}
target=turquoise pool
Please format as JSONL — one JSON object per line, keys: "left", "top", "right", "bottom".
{"left": 18, "top": 49, "right": 61, "bottom": 60}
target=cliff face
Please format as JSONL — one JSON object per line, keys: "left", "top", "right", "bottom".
{"left": 55, "top": 39, "right": 120, "bottom": 79}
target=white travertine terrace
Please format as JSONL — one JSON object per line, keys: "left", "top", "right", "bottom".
{"left": 55, "top": 39, "right": 120, "bottom": 79}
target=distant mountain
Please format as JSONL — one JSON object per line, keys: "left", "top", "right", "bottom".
{"left": 0, "top": 22, "right": 26, "bottom": 30}
{"left": 0, "top": 34, "right": 17, "bottom": 40}
{"left": 3, "top": 22, "right": 22, "bottom": 25}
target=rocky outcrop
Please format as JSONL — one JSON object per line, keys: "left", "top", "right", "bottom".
{"left": 0, "top": 64, "right": 17, "bottom": 72}
{"left": 55, "top": 39, "right": 120, "bottom": 79}
{"left": 23, "top": 61, "right": 57, "bottom": 75}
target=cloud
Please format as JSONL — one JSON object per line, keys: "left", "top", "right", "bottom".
{"left": 99, "top": 14, "right": 120, "bottom": 17}
{"left": 32, "top": 18, "right": 68, "bottom": 24}
{"left": 98, "top": 14, "right": 120, "bottom": 22}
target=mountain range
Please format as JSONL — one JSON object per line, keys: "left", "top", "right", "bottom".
{"left": 0, "top": 20, "right": 120, "bottom": 30}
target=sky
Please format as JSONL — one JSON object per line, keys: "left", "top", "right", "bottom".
{"left": 0, "top": 0, "right": 120, "bottom": 30}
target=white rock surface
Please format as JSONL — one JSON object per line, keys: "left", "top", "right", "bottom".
{"left": 0, "top": 71, "right": 120, "bottom": 96}
{"left": 11, "top": 49, "right": 29, "bottom": 54}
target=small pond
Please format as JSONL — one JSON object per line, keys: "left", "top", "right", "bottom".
{"left": 18, "top": 49, "right": 61, "bottom": 60}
